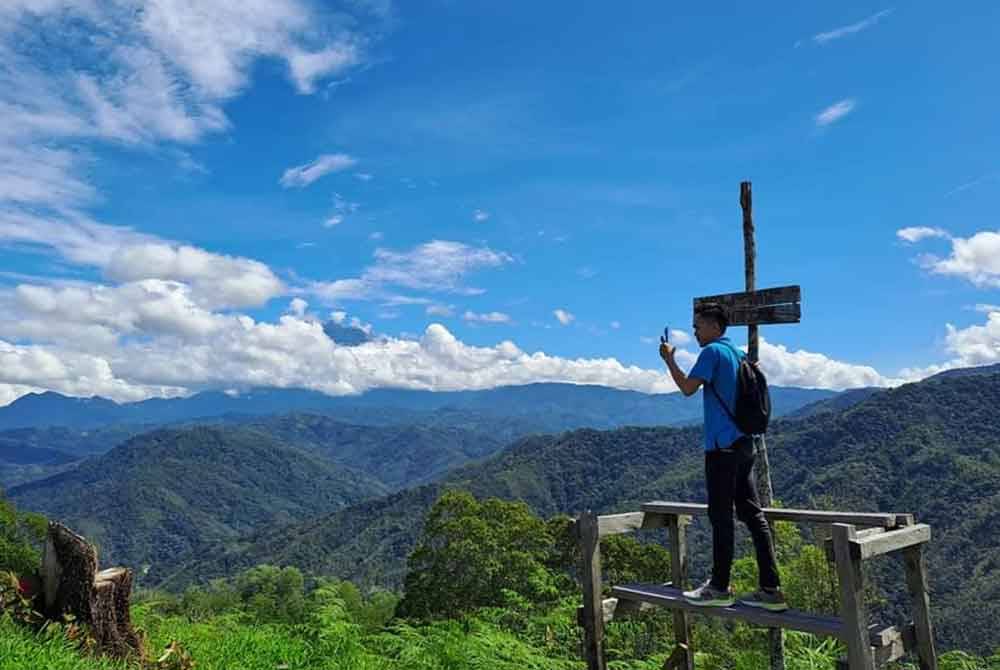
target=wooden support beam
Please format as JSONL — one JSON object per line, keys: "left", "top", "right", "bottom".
{"left": 824, "top": 527, "right": 887, "bottom": 563}
{"left": 667, "top": 515, "right": 694, "bottom": 670}
{"left": 641, "top": 501, "right": 898, "bottom": 528}
{"left": 903, "top": 544, "right": 938, "bottom": 670}
{"left": 832, "top": 524, "right": 876, "bottom": 670}
{"left": 578, "top": 511, "right": 607, "bottom": 670}
{"left": 870, "top": 623, "right": 917, "bottom": 665}
{"left": 855, "top": 524, "right": 930, "bottom": 559}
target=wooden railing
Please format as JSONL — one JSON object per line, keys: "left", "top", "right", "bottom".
{"left": 575, "top": 501, "right": 937, "bottom": 670}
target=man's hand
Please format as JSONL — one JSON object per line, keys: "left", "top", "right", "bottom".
{"left": 659, "top": 336, "right": 675, "bottom": 363}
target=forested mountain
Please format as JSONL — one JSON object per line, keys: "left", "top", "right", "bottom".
{"left": 6, "top": 426, "right": 388, "bottom": 574}
{"left": 0, "top": 383, "right": 838, "bottom": 431}
{"left": 241, "top": 414, "right": 508, "bottom": 490}
{"left": 152, "top": 372, "right": 1000, "bottom": 654}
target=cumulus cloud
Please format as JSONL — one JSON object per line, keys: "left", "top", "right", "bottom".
{"left": 897, "top": 226, "right": 950, "bottom": 243}
{"left": 554, "top": 309, "right": 575, "bottom": 325}
{"left": 916, "top": 230, "right": 1000, "bottom": 288}
{"left": 280, "top": 154, "right": 357, "bottom": 188}
{"left": 756, "top": 339, "right": 892, "bottom": 388}
{"left": 463, "top": 310, "right": 510, "bottom": 324}
{"left": 813, "top": 9, "right": 893, "bottom": 45}
{"left": 816, "top": 99, "right": 856, "bottom": 126}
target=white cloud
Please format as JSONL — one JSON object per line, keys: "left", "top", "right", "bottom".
{"left": 554, "top": 309, "right": 575, "bottom": 325}
{"left": 280, "top": 154, "right": 357, "bottom": 188}
{"left": 286, "top": 43, "right": 360, "bottom": 94}
{"left": 756, "top": 339, "right": 891, "bottom": 389}
{"left": 324, "top": 215, "right": 345, "bottom": 228}
{"left": 898, "top": 309, "right": 1000, "bottom": 380}
{"left": 369, "top": 231, "right": 384, "bottom": 240}
{"left": 463, "top": 310, "right": 511, "bottom": 324}
{"left": 288, "top": 298, "right": 308, "bottom": 317}
{"left": 897, "top": 226, "right": 950, "bottom": 243}
{"left": 473, "top": 209, "right": 490, "bottom": 222}
{"left": 669, "top": 329, "right": 692, "bottom": 345}
{"left": 610, "top": 321, "right": 621, "bottom": 329}
{"left": 917, "top": 230, "right": 1000, "bottom": 288}
{"left": 355, "top": 173, "right": 373, "bottom": 181}
{"left": 816, "top": 99, "right": 856, "bottom": 126}
{"left": 312, "top": 240, "right": 512, "bottom": 306}
{"left": 971, "top": 304, "right": 1000, "bottom": 313}
{"left": 426, "top": 304, "right": 454, "bottom": 317}
{"left": 813, "top": 9, "right": 893, "bottom": 45}
{"left": 105, "top": 243, "right": 285, "bottom": 309}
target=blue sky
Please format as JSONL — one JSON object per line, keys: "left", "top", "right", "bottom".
{"left": 0, "top": 1, "right": 998, "bottom": 404}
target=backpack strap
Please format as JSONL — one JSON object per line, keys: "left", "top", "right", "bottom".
{"left": 704, "top": 380, "right": 737, "bottom": 424}
{"left": 703, "top": 340, "right": 741, "bottom": 430}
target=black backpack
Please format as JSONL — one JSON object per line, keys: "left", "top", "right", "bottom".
{"left": 705, "top": 341, "right": 771, "bottom": 435}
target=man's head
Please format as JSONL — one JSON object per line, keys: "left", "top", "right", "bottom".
{"left": 693, "top": 302, "right": 728, "bottom": 347}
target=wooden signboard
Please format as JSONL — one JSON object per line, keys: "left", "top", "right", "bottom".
{"left": 693, "top": 284, "right": 801, "bottom": 326}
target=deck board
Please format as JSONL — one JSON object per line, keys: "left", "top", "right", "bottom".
{"left": 610, "top": 583, "right": 845, "bottom": 639}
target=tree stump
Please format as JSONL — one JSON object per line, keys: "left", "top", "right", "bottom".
{"left": 40, "top": 521, "right": 144, "bottom": 660}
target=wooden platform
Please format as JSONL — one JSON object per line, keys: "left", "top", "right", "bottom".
{"left": 611, "top": 583, "right": 845, "bottom": 639}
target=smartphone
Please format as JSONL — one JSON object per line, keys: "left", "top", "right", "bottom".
{"left": 663, "top": 326, "right": 670, "bottom": 342}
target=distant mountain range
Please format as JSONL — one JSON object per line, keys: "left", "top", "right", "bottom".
{"left": 0, "top": 382, "right": 840, "bottom": 432}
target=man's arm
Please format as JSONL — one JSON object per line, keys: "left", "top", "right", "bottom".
{"left": 659, "top": 340, "right": 706, "bottom": 397}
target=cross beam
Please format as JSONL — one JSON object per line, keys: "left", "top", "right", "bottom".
{"left": 693, "top": 285, "right": 801, "bottom": 326}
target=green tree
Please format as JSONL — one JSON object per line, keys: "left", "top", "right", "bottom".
{"left": 0, "top": 488, "right": 46, "bottom": 577}
{"left": 397, "top": 490, "right": 561, "bottom": 619}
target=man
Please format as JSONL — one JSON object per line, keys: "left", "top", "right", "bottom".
{"left": 658, "top": 302, "right": 787, "bottom": 611}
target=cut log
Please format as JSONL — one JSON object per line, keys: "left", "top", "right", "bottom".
{"left": 43, "top": 521, "right": 97, "bottom": 622}
{"left": 38, "top": 521, "right": 143, "bottom": 660}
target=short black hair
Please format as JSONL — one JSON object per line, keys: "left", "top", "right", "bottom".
{"left": 695, "top": 302, "right": 729, "bottom": 334}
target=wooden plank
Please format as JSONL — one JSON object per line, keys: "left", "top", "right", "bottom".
{"left": 694, "top": 285, "right": 801, "bottom": 309}
{"left": 725, "top": 303, "right": 801, "bottom": 326}
{"left": 598, "top": 513, "right": 645, "bottom": 538}
{"left": 903, "top": 545, "right": 938, "bottom": 670}
{"left": 832, "top": 524, "right": 876, "bottom": 670}
{"left": 641, "top": 501, "right": 897, "bottom": 528}
{"left": 610, "top": 583, "right": 844, "bottom": 638}
{"left": 667, "top": 516, "right": 694, "bottom": 670}
{"left": 854, "top": 524, "right": 930, "bottom": 560}
{"left": 578, "top": 511, "right": 606, "bottom": 670}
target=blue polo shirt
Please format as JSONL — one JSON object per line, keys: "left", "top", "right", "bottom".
{"left": 689, "top": 336, "right": 746, "bottom": 451}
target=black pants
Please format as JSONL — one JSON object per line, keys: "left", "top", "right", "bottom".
{"left": 705, "top": 436, "right": 781, "bottom": 591}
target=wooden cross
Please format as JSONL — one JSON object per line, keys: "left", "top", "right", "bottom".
{"left": 692, "top": 181, "right": 802, "bottom": 670}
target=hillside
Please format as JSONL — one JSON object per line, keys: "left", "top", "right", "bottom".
{"left": 242, "top": 413, "right": 507, "bottom": 490}
{"left": 7, "top": 426, "right": 388, "bottom": 573}
{"left": 153, "top": 373, "right": 1000, "bottom": 653}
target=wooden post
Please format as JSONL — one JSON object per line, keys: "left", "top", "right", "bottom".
{"left": 742, "top": 180, "right": 784, "bottom": 670}
{"left": 902, "top": 544, "right": 938, "bottom": 670}
{"left": 579, "top": 510, "right": 606, "bottom": 670}
{"left": 666, "top": 515, "right": 694, "bottom": 670}
{"left": 740, "top": 181, "right": 758, "bottom": 363}
{"left": 832, "top": 524, "right": 875, "bottom": 670}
